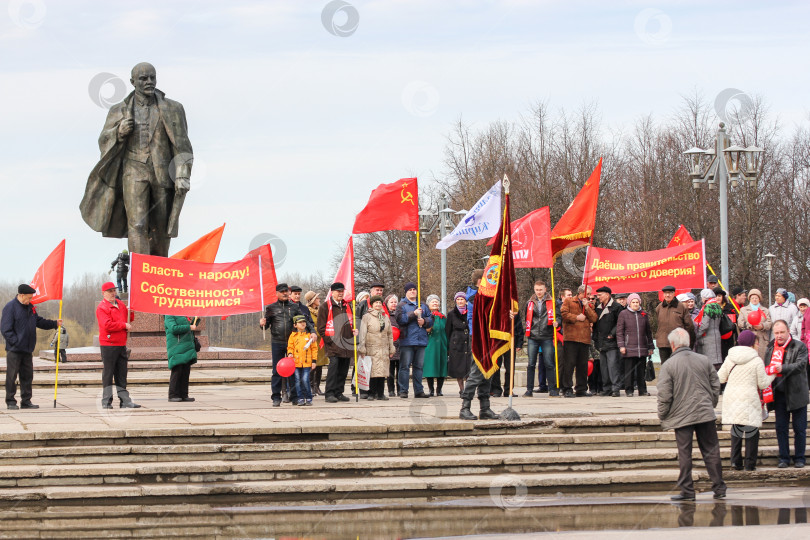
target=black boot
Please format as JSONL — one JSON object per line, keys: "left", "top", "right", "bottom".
{"left": 436, "top": 377, "right": 444, "bottom": 396}
{"left": 427, "top": 377, "right": 435, "bottom": 397}
{"left": 459, "top": 398, "right": 477, "bottom": 420}
{"left": 478, "top": 397, "right": 499, "bottom": 420}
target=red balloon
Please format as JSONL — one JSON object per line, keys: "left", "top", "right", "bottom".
{"left": 392, "top": 326, "right": 400, "bottom": 341}
{"left": 587, "top": 359, "right": 594, "bottom": 377}
{"left": 276, "top": 356, "right": 296, "bottom": 377}
{"left": 747, "top": 309, "right": 763, "bottom": 326}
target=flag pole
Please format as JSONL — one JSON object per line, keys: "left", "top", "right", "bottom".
{"left": 707, "top": 263, "right": 740, "bottom": 314}
{"left": 353, "top": 299, "right": 358, "bottom": 402}
{"left": 259, "top": 253, "right": 266, "bottom": 340}
{"left": 550, "top": 266, "right": 560, "bottom": 393}
{"left": 416, "top": 232, "right": 421, "bottom": 305}
{"left": 53, "top": 300, "right": 63, "bottom": 408}
{"left": 508, "top": 315, "right": 516, "bottom": 410}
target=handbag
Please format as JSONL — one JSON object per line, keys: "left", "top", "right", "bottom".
{"left": 719, "top": 313, "right": 734, "bottom": 337}
{"left": 193, "top": 336, "right": 202, "bottom": 352}
{"left": 357, "top": 355, "right": 372, "bottom": 391}
{"left": 644, "top": 358, "right": 656, "bottom": 382}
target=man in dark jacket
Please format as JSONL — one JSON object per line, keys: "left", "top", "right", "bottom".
{"left": 395, "top": 282, "right": 434, "bottom": 398}
{"left": 260, "top": 283, "right": 300, "bottom": 406}
{"left": 317, "top": 282, "right": 358, "bottom": 403}
{"left": 655, "top": 285, "right": 696, "bottom": 364}
{"left": 289, "top": 286, "right": 315, "bottom": 334}
{"left": 765, "top": 320, "right": 809, "bottom": 468}
{"left": 520, "top": 280, "right": 557, "bottom": 396}
{"left": 593, "top": 286, "right": 624, "bottom": 397}
{"left": 657, "top": 327, "right": 726, "bottom": 501}
{"left": 1, "top": 284, "right": 61, "bottom": 409}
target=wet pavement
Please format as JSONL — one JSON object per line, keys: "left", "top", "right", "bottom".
{"left": 1, "top": 486, "right": 809, "bottom": 538}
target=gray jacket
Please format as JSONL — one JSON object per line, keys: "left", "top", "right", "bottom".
{"left": 696, "top": 315, "right": 723, "bottom": 365}
{"left": 657, "top": 347, "right": 720, "bottom": 430}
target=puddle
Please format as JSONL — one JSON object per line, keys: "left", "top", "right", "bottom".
{"left": 1, "top": 488, "right": 809, "bottom": 538}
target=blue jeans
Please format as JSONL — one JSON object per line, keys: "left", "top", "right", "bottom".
{"left": 774, "top": 390, "right": 807, "bottom": 463}
{"left": 538, "top": 338, "right": 557, "bottom": 391}
{"left": 294, "top": 367, "right": 312, "bottom": 403}
{"left": 526, "top": 338, "right": 541, "bottom": 392}
{"left": 271, "top": 342, "right": 297, "bottom": 403}
{"left": 398, "top": 345, "right": 425, "bottom": 396}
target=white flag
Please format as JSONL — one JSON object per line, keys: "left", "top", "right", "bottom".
{"left": 436, "top": 180, "right": 501, "bottom": 249}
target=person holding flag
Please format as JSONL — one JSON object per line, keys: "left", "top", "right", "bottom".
{"left": 317, "top": 282, "right": 357, "bottom": 403}
{"left": 2, "top": 285, "right": 61, "bottom": 410}
{"left": 96, "top": 282, "right": 140, "bottom": 409}
{"left": 459, "top": 177, "right": 519, "bottom": 420}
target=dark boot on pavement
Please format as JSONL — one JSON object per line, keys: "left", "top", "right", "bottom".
{"left": 459, "top": 399, "right": 477, "bottom": 420}
{"left": 478, "top": 397, "right": 499, "bottom": 420}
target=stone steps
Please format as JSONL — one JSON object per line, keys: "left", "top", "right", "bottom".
{"left": 0, "top": 429, "right": 781, "bottom": 465}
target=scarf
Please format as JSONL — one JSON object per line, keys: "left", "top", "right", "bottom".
{"left": 432, "top": 310, "right": 445, "bottom": 319}
{"left": 325, "top": 294, "right": 353, "bottom": 337}
{"left": 525, "top": 297, "right": 554, "bottom": 336}
{"left": 763, "top": 336, "right": 791, "bottom": 403}
{"left": 458, "top": 306, "right": 467, "bottom": 315}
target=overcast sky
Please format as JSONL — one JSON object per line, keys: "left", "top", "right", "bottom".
{"left": 0, "top": 0, "right": 807, "bottom": 285}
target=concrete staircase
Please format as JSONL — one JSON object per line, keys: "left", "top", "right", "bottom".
{"left": 1, "top": 417, "right": 807, "bottom": 505}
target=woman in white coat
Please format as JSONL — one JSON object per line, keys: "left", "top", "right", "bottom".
{"left": 718, "top": 330, "right": 776, "bottom": 471}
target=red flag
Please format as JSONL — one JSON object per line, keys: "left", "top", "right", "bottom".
{"left": 659, "top": 225, "right": 697, "bottom": 300}
{"left": 30, "top": 240, "right": 65, "bottom": 304}
{"left": 667, "top": 225, "right": 694, "bottom": 248}
{"left": 551, "top": 158, "right": 602, "bottom": 259}
{"left": 472, "top": 186, "right": 519, "bottom": 378}
{"left": 488, "top": 206, "right": 552, "bottom": 268}
{"left": 352, "top": 178, "right": 419, "bottom": 234}
{"left": 333, "top": 237, "right": 355, "bottom": 302}
{"left": 170, "top": 223, "right": 225, "bottom": 263}
{"left": 245, "top": 243, "right": 279, "bottom": 306}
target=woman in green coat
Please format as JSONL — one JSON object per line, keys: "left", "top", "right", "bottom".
{"left": 423, "top": 295, "right": 448, "bottom": 396}
{"left": 165, "top": 315, "right": 199, "bottom": 402}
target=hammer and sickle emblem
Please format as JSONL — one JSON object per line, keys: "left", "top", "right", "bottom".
{"left": 400, "top": 183, "right": 414, "bottom": 205}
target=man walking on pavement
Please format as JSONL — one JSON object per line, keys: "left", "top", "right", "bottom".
{"left": 658, "top": 327, "right": 726, "bottom": 501}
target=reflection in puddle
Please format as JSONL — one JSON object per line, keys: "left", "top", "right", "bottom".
{"left": 1, "top": 490, "right": 809, "bottom": 538}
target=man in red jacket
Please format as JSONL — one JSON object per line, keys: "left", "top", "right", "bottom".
{"left": 96, "top": 282, "right": 140, "bottom": 409}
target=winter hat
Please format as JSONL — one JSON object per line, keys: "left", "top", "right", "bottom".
{"left": 737, "top": 330, "right": 757, "bottom": 348}
{"left": 798, "top": 298, "right": 810, "bottom": 308}
{"left": 700, "top": 288, "right": 716, "bottom": 300}
{"left": 369, "top": 295, "right": 383, "bottom": 306}
{"left": 384, "top": 294, "right": 398, "bottom": 306}
{"left": 748, "top": 288, "right": 762, "bottom": 302}
{"left": 330, "top": 282, "right": 345, "bottom": 291}
{"left": 304, "top": 291, "right": 319, "bottom": 306}
{"left": 776, "top": 287, "right": 788, "bottom": 299}
{"left": 686, "top": 292, "right": 696, "bottom": 302}
{"left": 403, "top": 282, "right": 417, "bottom": 293}
{"left": 426, "top": 294, "right": 440, "bottom": 307}
{"left": 627, "top": 293, "right": 641, "bottom": 304}
{"left": 18, "top": 283, "right": 37, "bottom": 294}
{"left": 788, "top": 292, "right": 796, "bottom": 304}
{"left": 454, "top": 291, "right": 466, "bottom": 302}
{"left": 596, "top": 286, "right": 612, "bottom": 294}
{"left": 356, "top": 291, "right": 370, "bottom": 303}
{"left": 676, "top": 293, "right": 689, "bottom": 302}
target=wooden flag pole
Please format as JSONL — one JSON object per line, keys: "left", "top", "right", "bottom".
{"left": 353, "top": 299, "right": 359, "bottom": 402}
{"left": 53, "top": 300, "right": 63, "bottom": 408}
{"left": 550, "top": 266, "right": 560, "bottom": 393}
{"left": 707, "top": 263, "right": 740, "bottom": 314}
{"left": 259, "top": 253, "right": 266, "bottom": 340}
{"left": 416, "top": 231, "right": 421, "bottom": 305}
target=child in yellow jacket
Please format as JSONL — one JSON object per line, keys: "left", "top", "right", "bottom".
{"left": 287, "top": 315, "right": 318, "bottom": 405}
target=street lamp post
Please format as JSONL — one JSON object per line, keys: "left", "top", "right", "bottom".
{"left": 420, "top": 196, "right": 467, "bottom": 313}
{"left": 684, "top": 122, "right": 762, "bottom": 287}
{"left": 764, "top": 252, "right": 776, "bottom": 303}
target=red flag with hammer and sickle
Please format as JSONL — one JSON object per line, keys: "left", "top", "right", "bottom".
{"left": 352, "top": 178, "right": 419, "bottom": 234}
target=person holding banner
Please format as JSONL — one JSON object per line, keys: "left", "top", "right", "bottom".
{"left": 96, "top": 282, "right": 139, "bottom": 409}
{"left": 560, "top": 285, "right": 597, "bottom": 398}
{"left": 2, "top": 285, "right": 61, "bottom": 410}
{"left": 260, "top": 283, "right": 300, "bottom": 407}
{"left": 165, "top": 315, "right": 199, "bottom": 402}
{"left": 317, "top": 282, "right": 357, "bottom": 403}
{"left": 764, "top": 320, "right": 809, "bottom": 468}
{"left": 593, "top": 286, "right": 624, "bottom": 397}
{"left": 654, "top": 286, "right": 696, "bottom": 365}
{"left": 616, "top": 293, "right": 653, "bottom": 397}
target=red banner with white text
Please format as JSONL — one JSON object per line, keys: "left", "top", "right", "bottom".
{"left": 583, "top": 240, "right": 706, "bottom": 294}
{"left": 130, "top": 253, "right": 264, "bottom": 316}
